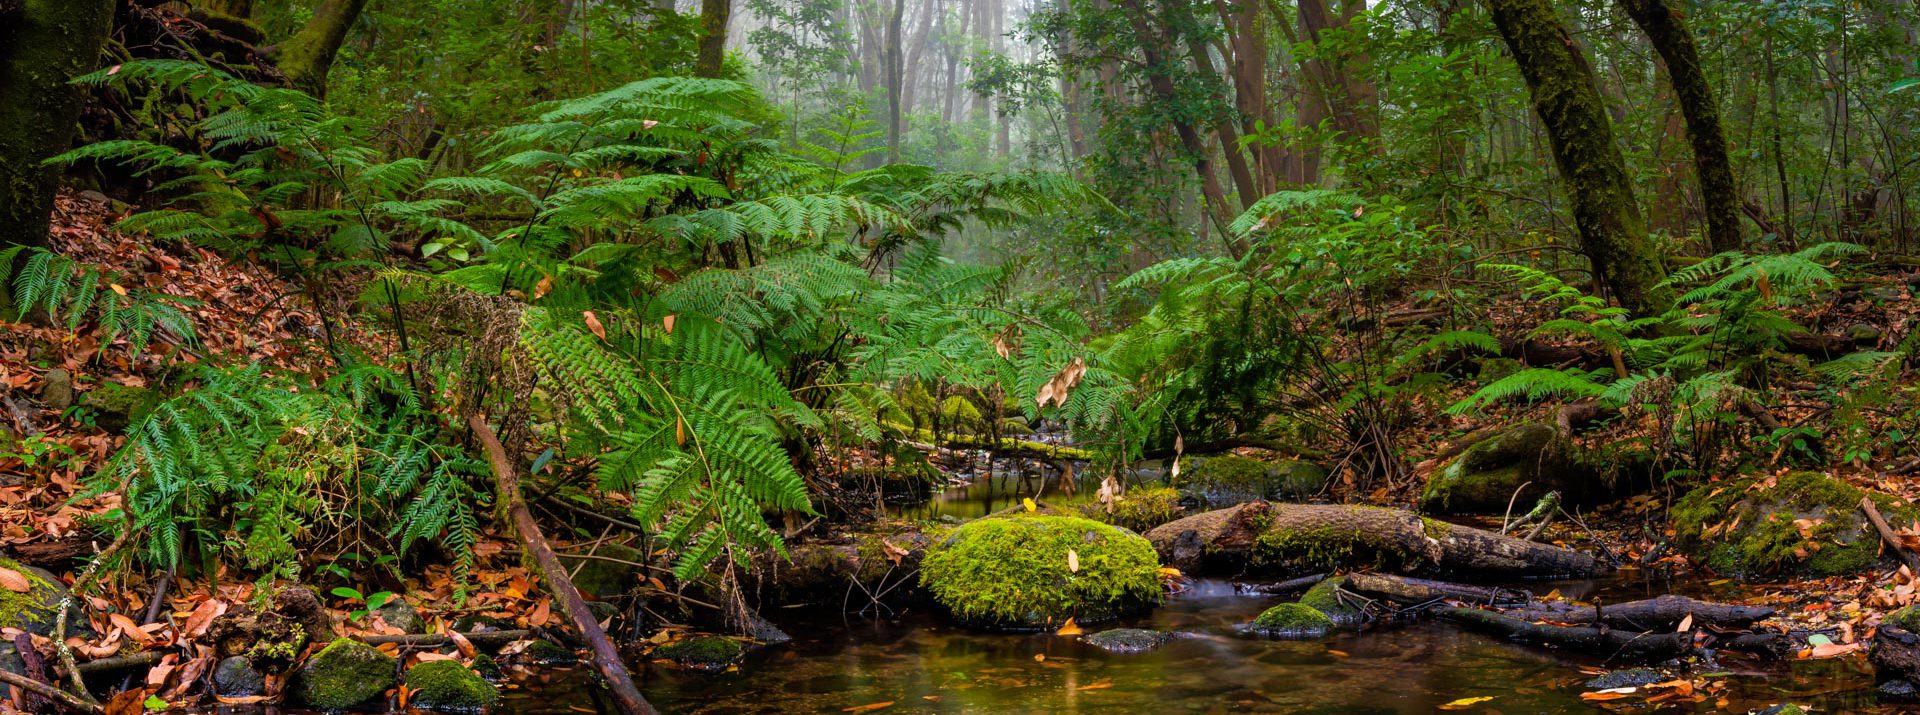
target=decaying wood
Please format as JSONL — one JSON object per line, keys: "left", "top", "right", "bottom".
{"left": 1232, "top": 573, "right": 1328, "bottom": 595}
{"left": 71, "top": 651, "right": 167, "bottom": 675}
{"left": 1343, "top": 572, "right": 1530, "bottom": 608}
{"left": 1499, "top": 594, "right": 1775, "bottom": 631}
{"left": 469, "top": 413, "right": 659, "bottom": 715}
{"left": 1436, "top": 606, "right": 1691, "bottom": 662}
{"left": 1861, "top": 496, "right": 1920, "bottom": 572}
{"left": 1144, "top": 502, "right": 1597, "bottom": 579}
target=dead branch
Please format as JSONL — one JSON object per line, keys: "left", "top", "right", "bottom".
{"left": 1861, "top": 496, "right": 1920, "bottom": 572}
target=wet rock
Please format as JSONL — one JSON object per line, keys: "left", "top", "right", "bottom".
{"left": 0, "top": 559, "right": 88, "bottom": 637}
{"left": 1175, "top": 455, "right": 1328, "bottom": 508}
{"left": 404, "top": 660, "right": 500, "bottom": 713}
{"left": 1082, "top": 628, "right": 1170, "bottom": 654}
{"left": 1675, "top": 472, "right": 1918, "bottom": 577}
{"left": 373, "top": 597, "right": 425, "bottom": 634}
{"left": 1879, "top": 678, "right": 1918, "bottom": 701}
{"left": 918, "top": 514, "right": 1162, "bottom": 630}
{"left": 515, "top": 639, "right": 578, "bottom": 665}
{"left": 1872, "top": 607, "right": 1920, "bottom": 688}
{"left": 80, "top": 382, "right": 158, "bottom": 432}
{"left": 654, "top": 636, "right": 744, "bottom": 672}
{"left": 556, "top": 544, "right": 645, "bottom": 599}
{"left": 38, "top": 369, "right": 73, "bottom": 410}
{"left": 469, "top": 653, "right": 503, "bottom": 681}
{"left": 212, "top": 655, "right": 266, "bottom": 698}
{"left": 290, "top": 639, "right": 397, "bottom": 711}
{"left": 1246, "top": 603, "right": 1333, "bottom": 639}
{"left": 1583, "top": 668, "right": 1663, "bottom": 690}
{"left": 747, "top": 612, "right": 792, "bottom": 645}
{"left": 1420, "top": 422, "right": 1592, "bottom": 514}
{"left": 1850, "top": 324, "right": 1883, "bottom": 343}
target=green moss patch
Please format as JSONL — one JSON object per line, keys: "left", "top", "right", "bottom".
{"left": 1673, "top": 472, "right": 1917, "bottom": 577}
{"left": 0, "top": 558, "right": 69, "bottom": 636}
{"left": 919, "top": 514, "right": 1162, "bottom": 630}
{"left": 1248, "top": 602, "right": 1334, "bottom": 638}
{"left": 1077, "top": 487, "right": 1183, "bottom": 532}
{"left": 1298, "top": 576, "right": 1364, "bottom": 628}
{"left": 654, "top": 636, "right": 744, "bottom": 672}
{"left": 404, "top": 660, "right": 499, "bottom": 712}
{"left": 290, "top": 638, "right": 397, "bottom": 711}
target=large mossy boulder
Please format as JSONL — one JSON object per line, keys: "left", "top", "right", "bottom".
{"left": 919, "top": 514, "right": 1162, "bottom": 630}
{"left": 1076, "top": 486, "right": 1184, "bottom": 532}
{"left": 291, "top": 638, "right": 398, "bottom": 711}
{"left": 0, "top": 559, "right": 84, "bottom": 637}
{"left": 404, "top": 660, "right": 500, "bottom": 712}
{"left": 1420, "top": 422, "right": 1594, "bottom": 515}
{"left": 1176, "top": 454, "right": 1328, "bottom": 507}
{"left": 1674, "top": 472, "right": 1917, "bottom": 577}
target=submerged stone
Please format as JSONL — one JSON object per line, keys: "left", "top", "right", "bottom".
{"left": 1083, "top": 628, "right": 1171, "bottom": 654}
{"left": 919, "top": 514, "right": 1162, "bottom": 630}
{"left": 290, "top": 638, "right": 397, "bottom": 711}
{"left": 1879, "top": 679, "right": 1918, "bottom": 701}
{"left": 1583, "top": 668, "right": 1663, "bottom": 690}
{"left": 654, "top": 636, "right": 744, "bottom": 672}
{"left": 1297, "top": 577, "right": 1364, "bottom": 628}
{"left": 1248, "top": 602, "right": 1334, "bottom": 639}
{"left": 404, "top": 660, "right": 500, "bottom": 712}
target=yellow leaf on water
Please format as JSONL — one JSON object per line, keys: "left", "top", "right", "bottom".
{"left": 1438, "top": 696, "right": 1494, "bottom": 710}
{"left": 1032, "top": 653, "right": 1045, "bottom": 662}
{"left": 1074, "top": 680, "right": 1114, "bottom": 691}
{"left": 1055, "top": 618, "right": 1082, "bottom": 636}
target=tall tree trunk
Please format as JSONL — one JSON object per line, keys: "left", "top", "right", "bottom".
{"left": 1182, "top": 26, "right": 1260, "bottom": 207}
{"left": 0, "top": 0, "right": 113, "bottom": 250}
{"left": 695, "top": 0, "right": 732, "bottom": 77}
{"left": 1483, "top": 0, "right": 1670, "bottom": 315}
{"left": 902, "top": 0, "right": 938, "bottom": 120}
{"left": 273, "top": 0, "right": 369, "bottom": 96}
{"left": 1619, "top": 0, "right": 1743, "bottom": 253}
{"left": 1214, "top": 0, "right": 1282, "bottom": 194}
{"left": 1115, "top": 0, "right": 1244, "bottom": 256}
{"left": 886, "top": 0, "right": 906, "bottom": 160}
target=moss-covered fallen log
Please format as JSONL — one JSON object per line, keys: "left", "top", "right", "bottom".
{"left": 1144, "top": 501, "right": 1596, "bottom": 579}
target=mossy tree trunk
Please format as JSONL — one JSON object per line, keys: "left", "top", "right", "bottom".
{"left": 1619, "top": 0, "right": 1742, "bottom": 254}
{"left": 201, "top": 0, "right": 254, "bottom": 17}
{"left": 0, "top": 0, "right": 113, "bottom": 251}
{"left": 1482, "top": 0, "right": 1671, "bottom": 316}
{"left": 695, "top": 0, "right": 732, "bottom": 78}
{"left": 272, "top": 0, "right": 368, "bottom": 96}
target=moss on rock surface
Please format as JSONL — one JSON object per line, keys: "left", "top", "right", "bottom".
{"left": 1419, "top": 422, "right": 1585, "bottom": 514}
{"left": 1077, "top": 487, "right": 1184, "bottom": 532}
{"left": 1249, "top": 602, "right": 1334, "bottom": 638}
{"left": 404, "top": 660, "right": 499, "bottom": 712}
{"left": 1673, "top": 472, "right": 1916, "bottom": 577}
{"left": 1298, "top": 577, "right": 1363, "bottom": 628}
{"left": 654, "top": 636, "right": 744, "bottom": 672}
{"left": 0, "top": 558, "right": 76, "bottom": 636}
{"left": 919, "top": 514, "right": 1162, "bottom": 630}
{"left": 291, "top": 638, "right": 397, "bottom": 711}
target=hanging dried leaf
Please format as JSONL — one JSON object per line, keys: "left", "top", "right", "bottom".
{"left": 1055, "top": 618, "right": 1082, "bottom": 636}
{"left": 583, "top": 310, "right": 607, "bottom": 340}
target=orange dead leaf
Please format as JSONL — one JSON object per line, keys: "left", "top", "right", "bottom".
{"left": 1055, "top": 618, "right": 1082, "bottom": 636}
{"left": 841, "top": 702, "right": 894, "bottom": 713}
{"left": 583, "top": 311, "right": 607, "bottom": 340}
{"left": 0, "top": 567, "right": 32, "bottom": 593}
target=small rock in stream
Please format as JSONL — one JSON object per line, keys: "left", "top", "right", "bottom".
{"left": 1083, "top": 628, "right": 1170, "bottom": 653}
{"left": 212, "top": 655, "right": 267, "bottom": 697}
{"left": 1878, "top": 678, "right": 1918, "bottom": 701}
{"left": 1244, "top": 603, "right": 1333, "bottom": 639}
{"left": 654, "top": 635, "right": 744, "bottom": 672}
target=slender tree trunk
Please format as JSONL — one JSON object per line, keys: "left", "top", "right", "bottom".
{"left": 886, "top": 0, "right": 906, "bottom": 160}
{"left": 1182, "top": 30, "right": 1260, "bottom": 207}
{"left": 1115, "top": 0, "right": 1244, "bottom": 255}
{"left": 273, "top": 0, "right": 369, "bottom": 95}
{"left": 1482, "top": 0, "right": 1671, "bottom": 315}
{"left": 695, "top": 0, "right": 732, "bottom": 77}
{"left": 0, "top": 0, "right": 113, "bottom": 250}
{"left": 902, "top": 0, "right": 937, "bottom": 119}
{"left": 1619, "top": 0, "right": 1743, "bottom": 253}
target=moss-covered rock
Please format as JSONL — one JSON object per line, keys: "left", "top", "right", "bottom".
{"left": 556, "top": 543, "right": 645, "bottom": 599}
{"left": 1247, "top": 602, "right": 1334, "bottom": 639}
{"left": 1582, "top": 668, "right": 1663, "bottom": 690}
{"left": 0, "top": 559, "right": 82, "bottom": 637}
{"left": 404, "top": 660, "right": 499, "bottom": 712}
{"left": 80, "top": 382, "right": 158, "bottom": 432}
{"left": 919, "top": 514, "right": 1162, "bottom": 630}
{"left": 1076, "top": 487, "right": 1184, "bottom": 532}
{"left": 1420, "top": 422, "right": 1591, "bottom": 514}
{"left": 1673, "top": 472, "right": 1917, "bottom": 577}
{"left": 515, "top": 639, "right": 578, "bottom": 665}
{"left": 1176, "top": 454, "right": 1328, "bottom": 507}
{"left": 213, "top": 656, "right": 267, "bottom": 697}
{"left": 1297, "top": 576, "right": 1363, "bottom": 628}
{"left": 1082, "top": 628, "right": 1170, "bottom": 654}
{"left": 654, "top": 636, "right": 743, "bottom": 672}
{"left": 290, "top": 638, "right": 397, "bottom": 711}
{"left": 1873, "top": 606, "right": 1920, "bottom": 688}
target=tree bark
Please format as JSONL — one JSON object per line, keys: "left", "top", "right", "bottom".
{"left": 1482, "top": 0, "right": 1671, "bottom": 315}
{"left": 273, "top": 0, "right": 369, "bottom": 96}
{"left": 695, "top": 0, "right": 732, "bottom": 78}
{"left": 1619, "top": 0, "right": 1743, "bottom": 254}
{"left": 201, "top": 0, "right": 254, "bottom": 17}
{"left": 0, "top": 0, "right": 113, "bottom": 251}
{"left": 468, "top": 413, "right": 659, "bottom": 715}
{"left": 1115, "top": 0, "right": 1244, "bottom": 255}
{"left": 885, "top": 0, "right": 906, "bottom": 160}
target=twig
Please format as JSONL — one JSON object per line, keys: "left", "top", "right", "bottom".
{"left": 1862, "top": 496, "right": 1920, "bottom": 571}
{"left": 54, "top": 471, "right": 137, "bottom": 703}
{"left": 0, "top": 670, "right": 103, "bottom": 714}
